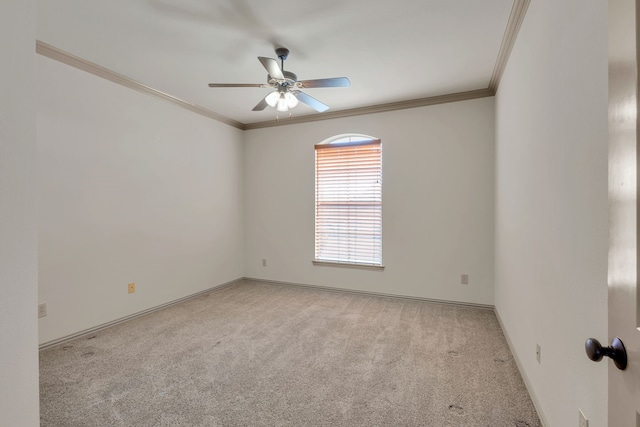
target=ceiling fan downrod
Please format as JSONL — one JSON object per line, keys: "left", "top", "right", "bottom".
{"left": 275, "top": 47, "right": 289, "bottom": 70}
{"left": 207, "top": 45, "right": 349, "bottom": 114}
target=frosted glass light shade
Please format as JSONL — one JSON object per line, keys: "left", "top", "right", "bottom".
{"left": 265, "top": 91, "right": 280, "bottom": 107}
{"left": 276, "top": 94, "right": 289, "bottom": 112}
{"left": 266, "top": 90, "right": 299, "bottom": 112}
{"left": 285, "top": 92, "right": 299, "bottom": 108}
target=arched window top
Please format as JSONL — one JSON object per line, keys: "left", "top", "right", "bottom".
{"left": 317, "top": 133, "right": 379, "bottom": 147}
{"left": 313, "top": 133, "right": 383, "bottom": 268}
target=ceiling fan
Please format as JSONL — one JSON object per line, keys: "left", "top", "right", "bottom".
{"left": 208, "top": 47, "right": 350, "bottom": 113}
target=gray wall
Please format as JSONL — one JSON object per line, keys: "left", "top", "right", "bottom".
{"left": 37, "top": 56, "right": 245, "bottom": 344}
{"left": 0, "top": 0, "right": 39, "bottom": 425}
{"left": 244, "top": 98, "right": 496, "bottom": 305}
{"left": 494, "top": 0, "right": 608, "bottom": 425}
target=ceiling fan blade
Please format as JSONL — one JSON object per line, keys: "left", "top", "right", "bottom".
{"left": 252, "top": 95, "right": 270, "bottom": 111}
{"left": 208, "top": 83, "right": 270, "bottom": 88}
{"left": 293, "top": 91, "right": 329, "bottom": 112}
{"left": 258, "top": 57, "right": 285, "bottom": 80}
{"left": 296, "top": 77, "right": 351, "bottom": 88}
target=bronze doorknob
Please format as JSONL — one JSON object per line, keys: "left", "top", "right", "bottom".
{"left": 585, "top": 337, "right": 627, "bottom": 370}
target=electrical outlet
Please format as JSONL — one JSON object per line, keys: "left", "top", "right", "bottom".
{"left": 536, "top": 344, "right": 541, "bottom": 363}
{"left": 38, "top": 303, "right": 47, "bottom": 318}
{"left": 578, "top": 409, "right": 588, "bottom": 427}
{"left": 461, "top": 274, "right": 469, "bottom": 285}
{"left": 262, "top": 259, "right": 267, "bottom": 267}
{"left": 128, "top": 282, "right": 135, "bottom": 294}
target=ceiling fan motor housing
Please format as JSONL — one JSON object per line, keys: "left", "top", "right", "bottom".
{"left": 268, "top": 70, "right": 297, "bottom": 88}
{"left": 209, "top": 46, "right": 348, "bottom": 113}
{"left": 275, "top": 47, "right": 290, "bottom": 61}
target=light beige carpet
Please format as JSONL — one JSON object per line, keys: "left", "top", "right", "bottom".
{"left": 40, "top": 280, "right": 542, "bottom": 426}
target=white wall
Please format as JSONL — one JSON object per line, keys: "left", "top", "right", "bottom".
{"left": 37, "top": 56, "right": 245, "bottom": 344}
{"left": 494, "top": 0, "right": 608, "bottom": 426}
{"left": 244, "top": 98, "right": 495, "bottom": 305}
{"left": 0, "top": 0, "right": 39, "bottom": 425}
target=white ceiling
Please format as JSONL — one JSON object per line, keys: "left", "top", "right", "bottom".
{"left": 37, "top": 0, "right": 515, "bottom": 125}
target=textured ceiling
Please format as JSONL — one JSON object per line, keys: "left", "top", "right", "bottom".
{"left": 37, "top": 0, "right": 516, "bottom": 125}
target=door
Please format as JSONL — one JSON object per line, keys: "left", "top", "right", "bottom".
{"left": 608, "top": 0, "right": 640, "bottom": 425}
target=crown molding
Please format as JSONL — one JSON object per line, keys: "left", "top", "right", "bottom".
{"left": 243, "top": 88, "right": 495, "bottom": 130}
{"left": 37, "top": 0, "right": 529, "bottom": 132}
{"left": 36, "top": 40, "right": 494, "bottom": 131}
{"left": 489, "top": 0, "right": 531, "bottom": 93}
{"left": 35, "top": 40, "right": 245, "bottom": 130}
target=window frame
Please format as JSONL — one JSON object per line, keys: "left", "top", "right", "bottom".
{"left": 313, "top": 135, "right": 384, "bottom": 270}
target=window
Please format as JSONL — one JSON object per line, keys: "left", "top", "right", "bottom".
{"left": 314, "top": 135, "right": 382, "bottom": 268}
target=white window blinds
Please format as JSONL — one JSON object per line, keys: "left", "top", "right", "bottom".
{"left": 315, "top": 139, "right": 382, "bottom": 265}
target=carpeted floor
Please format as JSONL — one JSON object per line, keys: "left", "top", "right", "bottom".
{"left": 39, "top": 280, "right": 542, "bottom": 426}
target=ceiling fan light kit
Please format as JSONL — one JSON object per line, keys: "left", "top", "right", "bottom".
{"left": 265, "top": 91, "right": 299, "bottom": 112}
{"left": 208, "top": 47, "right": 350, "bottom": 116}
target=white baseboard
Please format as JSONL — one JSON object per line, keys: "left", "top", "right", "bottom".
{"left": 244, "top": 277, "right": 495, "bottom": 310}
{"left": 38, "top": 278, "right": 244, "bottom": 351}
{"left": 494, "top": 307, "right": 549, "bottom": 427}
{"left": 39, "top": 277, "right": 492, "bottom": 351}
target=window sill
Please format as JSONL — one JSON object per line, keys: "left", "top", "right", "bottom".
{"left": 312, "top": 260, "right": 385, "bottom": 271}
